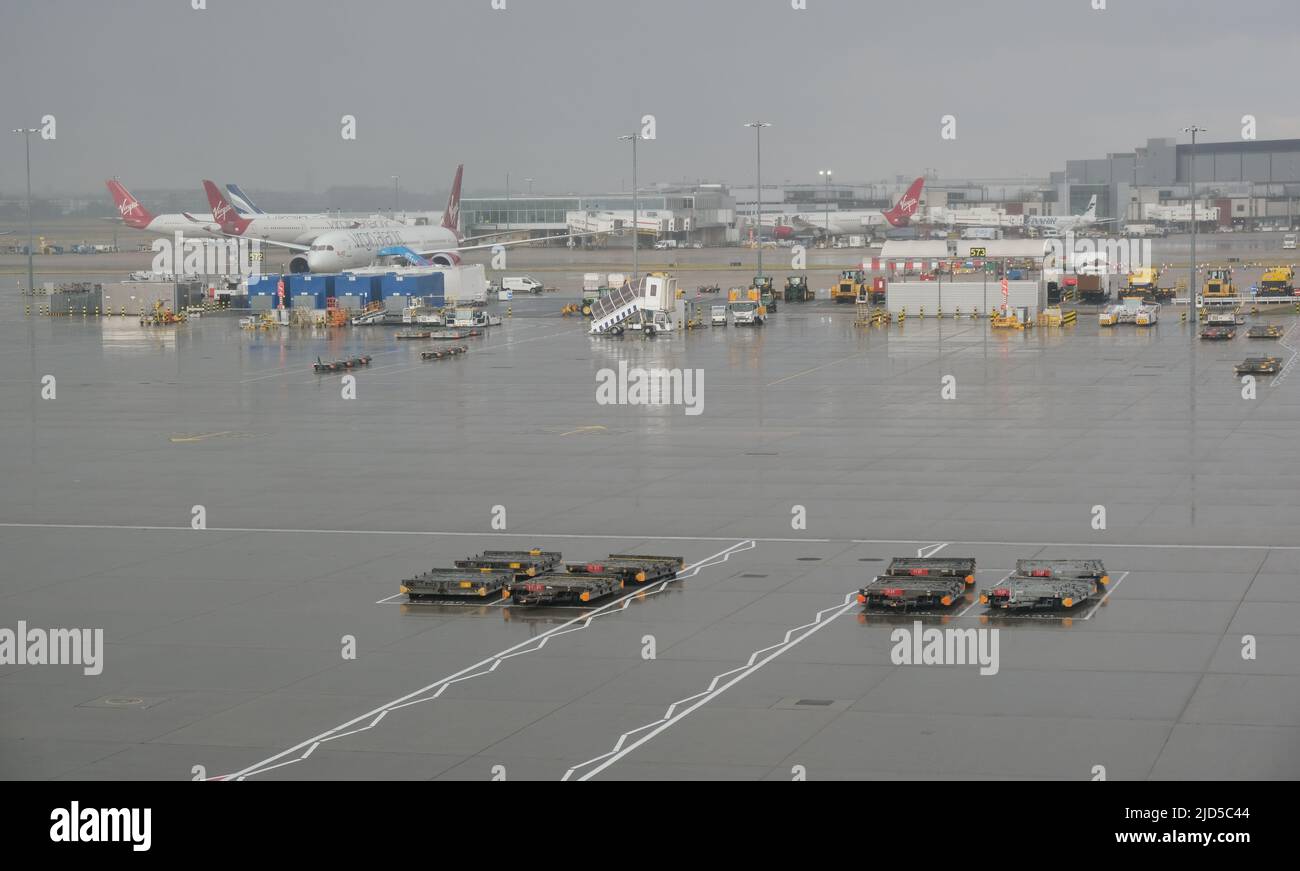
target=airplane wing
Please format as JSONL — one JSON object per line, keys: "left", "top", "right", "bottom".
{"left": 421, "top": 230, "right": 606, "bottom": 257}
{"left": 217, "top": 232, "right": 310, "bottom": 252}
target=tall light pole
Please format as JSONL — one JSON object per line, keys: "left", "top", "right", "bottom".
{"left": 619, "top": 132, "right": 641, "bottom": 283}
{"left": 11, "top": 127, "right": 37, "bottom": 295}
{"left": 1183, "top": 126, "right": 1205, "bottom": 321}
{"left": 505, "top": 172, "right": 511, "bottom": 234}
{"left": 745, "top": 121, "right": 771, "bottom": 279}
{"left": 819, "top": 169, "right": 833, "bottom": 241}
{"left": 390, "top": 175, "right": 399, "bottom": 213}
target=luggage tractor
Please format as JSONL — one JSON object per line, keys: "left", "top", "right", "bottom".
{"left": 753, "top": 275, "right": 777, "bottom": 312}
{"left": 1258, "top": 265, "right": 1296, "bottom": 298}
{"left": 1202, "top": 266, "right": 1238, "bottom": 301}
{"left": 832, "top": 269, "right": 864, "bottom": 303}
{"left": 783, "top": 274, "right": 813, "bottom": 303}
{"left": 1125, "top": 266, "right": 1168, "bottom": 301}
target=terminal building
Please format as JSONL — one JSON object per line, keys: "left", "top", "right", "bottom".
{"left": 1053, "top": 136, "right": 1300, "bottom": 229}
{"left": 459, "top": 186, "right": 736, "bottom": 247}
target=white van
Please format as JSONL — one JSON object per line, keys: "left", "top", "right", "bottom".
{"left": 653, "top": 239, "right": 678, "bottom": 250}
{"left": 1283, "top": 234, "right": 1297, "bottom": 250}
{"left": 502, "top": 276, "right": 544, "bottom": 294}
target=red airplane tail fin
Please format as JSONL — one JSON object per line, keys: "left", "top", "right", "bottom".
{"left": 203, "top": 179, "right": 250, "bottom": 234}
{"left": 106, "top": 180, "right": 154, "bottom": 229}
{"left": 882, "top": 176, "right": 925, "bottom": 227}
{"left": 441, "top": 164, "right": 463, "bottom": 236}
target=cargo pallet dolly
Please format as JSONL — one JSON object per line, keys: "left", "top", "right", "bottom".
{"left": 563, "top": 553, "right": 685, "bottom": 585}
{"left": 1247, "top": 325, "right": 1284, "bottom": 339}
{"left": 1199, "top": 325, "right": 1236, "bottom": 340}
{"left": 1235, "top": 356, "right": 1282, "bottom": 376}
{"left": 980, "top": 559, "right": 1109, "bottom": 611}
{"left": 313, "top": 354, "right": 372, "bottom": 373}
{"left": 421, "top": 346, "right": 468, "bottom": 361}
{"left": 509, "top": 572, "right": 626, "bottom": 606}
{"left": 400, "top": 567, "right": 516, "bottom": 602}
{"left": 454, "top": 549, "right": 562, "bottom": 578}
{"left": 857, "top": 557, "right": 977, "bottom": 611}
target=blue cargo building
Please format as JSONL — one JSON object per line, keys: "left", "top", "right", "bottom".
{"left": 247, "top": 273, "right": 289, "bottom": 310}
{"left": 379, "top": 272, "right": 444, "bottom": 311}
{"left": 334, "top": 273, "right": 379, "bottom": 310}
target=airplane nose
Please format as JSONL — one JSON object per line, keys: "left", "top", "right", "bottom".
{"left": 306, "top": 251, "right": 335, "bottom": 273}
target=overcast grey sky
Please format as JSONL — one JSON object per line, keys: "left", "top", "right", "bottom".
{"left": 3, "top": 0, "right": 1299, "bottom": 200}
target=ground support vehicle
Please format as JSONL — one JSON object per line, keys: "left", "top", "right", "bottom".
{"left": 1235, "top": 357, "right": 1282, "bottom": 376}
{"left": 313, "top": 354, "right": 372, "bottom": 373}
{"left": 1247, "top": 324, "right": 1283, "bottom": 338}
{"left": 980, "top": 559, "right": 1109, "bottom": 611}
{"left": 857, "top": 557, "right": 976, "bottom": 610}
{"left": 420, "top": 346, "right": 468, "bottom": 360}
{"left": 455, "top": 549, "right": 562, "bottom": 578}
{"left": 563, "top": 554, "right": 685, "bottom": 585}
{"left": 401, "top": 567, "right": 516, "bottom": 602}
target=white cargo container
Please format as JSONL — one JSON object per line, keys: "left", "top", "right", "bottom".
{"left": 886, "top": 280, "right": 1042, "bottom": 318}
{"left": 440, "top": 263, "right": 488, "bottom": 303}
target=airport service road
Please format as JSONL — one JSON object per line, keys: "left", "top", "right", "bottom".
{"left": 1, "top": 296, "right": 1298, "bottom": 779}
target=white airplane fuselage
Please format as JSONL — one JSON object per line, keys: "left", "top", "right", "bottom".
{"left": 295, "top": 225, "right": 461, "bottom": 273}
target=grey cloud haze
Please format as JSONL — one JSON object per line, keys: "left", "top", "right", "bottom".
{"left": 2, "top": 0, "right": 1298, "bottom": 200}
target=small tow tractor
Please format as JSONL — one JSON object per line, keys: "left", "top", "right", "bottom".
{"left": 454, "top": 549, "right": 562, "bottom": 578}
{"left": 980, "top": 559, "right": 1109, "bottom": 611}
{"left": 313, "top": 354, "right": 372, "bottom": 373}
{"left": 1235, "top": 357, "right": 1282, "bottom": 376}
{"left": 420, "top": 345, "right": 468, "bottom": 361}
{"left": 857, "top": 557, "right": 976, "bottom": 610}
{"left": 1247, "top": 324, "right": 1284, "bottom": 339}
{"left": 400, "top": 567, "right": 516, "bottom": 602}
{"left": 1199, "top": 325, "right": 1236, "bottom": 340}
{"left": 563, "top": 554, "right": 686, "bottom": 585}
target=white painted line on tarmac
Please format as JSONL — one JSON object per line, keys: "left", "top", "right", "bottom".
{"left": 917, "top": 542, "right": 949, "bottom": 558}
{"left": 563, "top": 590, "right": 859, "bottom": 781}
{"left": 957, "top": 570, "right": 1009, "bottom": 617}
{"left": 3, "top": 521, "right": 1294, "bottom": 551}
{"left": 1270, "top": 320, "right": 1299, "bottom": 386}
{"left": 1082, "top": 570, "right": 1130, "bottom": 620}
{"left": 210, "top": 539, "right": 756, "bottom": 781}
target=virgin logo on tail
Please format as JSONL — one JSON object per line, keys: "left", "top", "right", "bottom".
{"left": 202, "top": 180, "right": 250, "bottom": 234}
{"left": 882, "top": 177, "right": 926, "bottom": 227}
{"left": 105, "top": 180, "right": 154, "bottom": 229}
{"left": 441, "top": 164, "right": 463, "bottom": 237}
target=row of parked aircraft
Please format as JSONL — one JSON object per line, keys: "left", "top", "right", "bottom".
{"left": 107, "top": 166, "right": 571, "bottom": 273}
{"left": 764, "top": 176, "right": 1112, "bottom": 239}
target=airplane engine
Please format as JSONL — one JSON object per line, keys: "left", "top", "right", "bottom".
{"left": 289, "top": 255, "right": 311, "bottom": 273}
{"left": 426, "top": 252, "right": 461, "bottom": 266}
